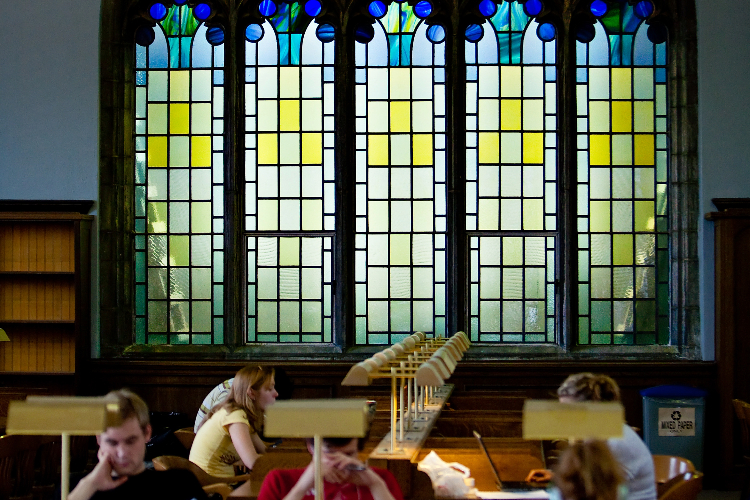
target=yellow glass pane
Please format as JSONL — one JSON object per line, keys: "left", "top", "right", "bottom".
{"left": 390, "top": 101, "right": 411, "bottom": 132}
{"left": 148, "top": 136, "right": 168, "bottom": 167}
{"left": 523, "top": 133, "right": 544, "bottom": 164}
{"left": 191, "top": 202, "right": 212, "bottom": 233}
{"left": 258, "top": 134, "right": 278, "bottom": 164}
{"left": 191, "top": 136, "right": 211, "bottom": 167}
{"left": 279, "top": 237, "right": 300, "bottom": 266}
{"left": 191, "top": 103, "right": 211, "bottom": 134}
{"left": 500, "top": 66, "right": 522, "bottom": 97}
{"left": 478, "top": 199, "right": 499, "bottom": 230}
{"left": 634, "top": 135, "right": 655, "bottom": 165}
{"left": 279, "top": 67, "right": 300, "bottom": 98}
{"left": 612, "top": 135, "right": 632, "bottom": 165}
{"left": 501, "top": 100, "right": 522, "bottom": 130}
{"left": 280, "top": 100, "right": 300, "bottom": 131}
{"left": 501, "top": 133, "right": 522, "bottom": 164}
{"left": 169, "top": 235, "right": 190, "bottom": 266}
{"left": 390, "top": 68, "right": 411, "bottom": 99}
{"left": 590, "top": 201, "right": 611, "bottom": 232}
{"left": 413, "top": 135, "right": 433, "bottom": 165}
{"left": 301, "top": 200, "right": 323, "bottom": 230}
{"left": 301, "top": 133, "right": 322, "bottom": 164}
{"left": 479, "top": 99, "right": 499, "bottom": 130}
{"left": 611, "top": 68, "right": 632, "bottom": 99}
{"left": 633, "top": 102, "right": 654, "bottom": 132}
{"left": 478, "top": 133, "right": 499, "bottom": 163}
{"left": 611, "top": 101, "right": 632, "bottom": 133}
{"left": 522, "top": 99, "right": 544, "bottom": 130}
{"left": 258, "top": 200, "right": 279, "bottom": 230}
{"left": 148, "top": 104, "right": 167, "bottom": 134}
{"left": 390, "top": 234, "right": 411, "bottom": 265}
{"left": 369, "top": 135, "right": 389, "bottom": 165}
{"left": 612, "top": 234, "right": 633, "bottom": 266}
{"left": 589, "top": 101, "right": 610, "bottom": 132}
{"left": 413, "top": 200, "right": 434, "bottom": 232}
{"left": 170, "top": 103, "right": 190, "bottom": 134}
{"left": 258, "top": 100, "right": 278, "bottom": 132}
{"left": 634, "top": 201, "right": 655, "bottom": 231}
{"left": 170, "top": 71, "right": 190, "bottom": 101}
{"left": 503, "top": 237, "right": 523, "bottom": 266}
{"left": 523, "top": 199, "right": 544, "bottom": 230}
{"left": 590, "top": 135, "right": 611, "bottom": 165}
{"left": 147, "top": 202, "right": 167, "bottom": 232}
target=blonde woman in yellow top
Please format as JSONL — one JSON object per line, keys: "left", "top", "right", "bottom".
{"left": 190, "top": 365, "right": 279, "bottom": 477}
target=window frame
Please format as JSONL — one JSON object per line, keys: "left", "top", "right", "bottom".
{"left": 98, "top": 0, "right": 700, "bottom": 359}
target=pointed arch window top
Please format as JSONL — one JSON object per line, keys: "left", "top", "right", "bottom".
{"left": 160, "top": 4, "right": 201, "bottom": 37}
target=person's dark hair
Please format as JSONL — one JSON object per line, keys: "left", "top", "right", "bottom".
{"left": 553, "top": 440, "right": 624, "bottom": 500}
{"left": 103, "top": 388, "right": 150, "bottom": 433}
{"left": 305, "top": 437, "right": 367, "bottom": 451}
{"left": 557, "top": 373, "right": 620, "bottom": 402}
{"left": 202, "top": 365, "right": 276, "bottom": 432}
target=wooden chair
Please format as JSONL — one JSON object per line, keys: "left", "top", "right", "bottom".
{"left": 658, "top": 471, "right": 703, "bottom": 500}
{"left": 652, "top": 454, "right": 696, "bottom": 497}
{"left": 202, "top": 483, "right": 233, "bottom": 500}
{"left": 173, "top": 427, "right": 196, "bottom": 453}
{"left": 151, "top": 455, "right": 253, "bottom": 486}
{"left": 0, "top": 435, "right": 44, "bottom": 500}
{"left": 733, "top": 398, "right": 750, "bottom": 498}
{"left": 32, "top": 436, "right": 61, "bottom": 500}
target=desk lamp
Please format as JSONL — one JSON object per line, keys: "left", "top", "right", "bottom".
{"left": 522, "top": 400, "right": 624, "bottom": 441}
{"left": 264, "top": 399, "right": 370, "bottom": 500}
{"left": 6, "top": 396, "right": 121, "bottom": 500}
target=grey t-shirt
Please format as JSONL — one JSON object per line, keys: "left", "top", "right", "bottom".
{"left": 607, "top": 424, "right": 657, "bottom": 500}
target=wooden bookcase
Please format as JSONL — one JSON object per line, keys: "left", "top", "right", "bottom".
{"left": 0, "top": 205, "right": 92, "bottom": 382}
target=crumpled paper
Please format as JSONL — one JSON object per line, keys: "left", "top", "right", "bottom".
{"left": 417, "top": 450, "right": 476, "bottom": 498}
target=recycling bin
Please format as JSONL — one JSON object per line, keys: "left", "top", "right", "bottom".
{"left": 641, "top": 385, "right": 706, "bottom": 471}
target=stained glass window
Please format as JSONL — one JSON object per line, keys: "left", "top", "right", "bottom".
{"left": 134, "top": 4, "right": 225, "bottom": 345}
{"left": 575, "top": 1, "right": 669, "bottom": 345}
{"left": 244, "top": 2, "right": 335, "bottom": 342}
{"left": 354, "top": 1, "right": 448, "bottom": 344}
{"left": 465, "top": 2, "right": 558, "bottom": 342}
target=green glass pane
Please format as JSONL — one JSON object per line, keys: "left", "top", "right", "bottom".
{"left": 136, "top": 318, "right": 146, "bottom": 344}
{"left": 170, "top": 136, "right": 190, "bottom": 167}
{"left": 612, "top": 201, "right": 633, "bottom": 232}
{"left": 148, "top": 301, "right": 168, "bottom": 332}
{"left": 591, "top": 301, "right": 612, "bottom": 331}
{"left": 503, "top": 237, "right": 523, "bottom": 266}
{"left": 390, "top": 301, "right": 411, "bottom": 331}
{"left": 591, "top": 267, "right": 611, "bottom": 298}
{"left": 214, "top": 285, "right": 223, "bottom": 315}
{"left": 191, "top": 268, "right": 211, "bottom": 299}
{"left": 192, "top": 301, "right": 211, "bottom": 332}
{"left": 257, "top": 268, "right": 278, "bottom": 299}
{"left": 578, "top": 320, "right": 590, "bottom": 344}
{"left": 148, "top": 334, "right": 167, "bottom": 345}
{"left": 635, "top": 267, "right": 655, "bottom": 298}
{"left": 148, "top": 268, "right": 168, "bottom": 299}
{"left": 279, "top": 268, "right": 300, "bottom": 299}
{"left": 525, "top": 301, "right": 545, "bottom": 332}
{"left": 136, "top": 252, "right": 146, "bottom": 283}
{"left": 613, "top": 267, "right": 634, "bottom": 298}
{"left": 279, "top": 301, "right": 300, "bottom": 332}
{"left": 524, "top": 268, "right": 545, "bottom": 298}
{"left": 635, "top": 300, "right": 656, "bottom": 331}
{"left": 480, "top": 268, "right": 501, "bottom": 299}
{"left": 257, "top": 302, "right": 278, "bottom": 332}
{"left": 191, "top": 235, "right": 211, "bottom": 266}
{"left": 480, "top": 301, "right": 501, "bottom": 332}
{"left": 503, "top": 268, "right": 523, "bottom": 299}
{"left": 169, "top": 202, "right": 190, "bottom": 233}
{"left": 368, "top": 301, "right": 389, "bottom": 331}
{"left": 614, "top": 333, "right": 633, "bottom": 345}
{"left": 169, "top": 268, "right": 189, "bottom": 299}
{"left": 192, "top": 169, "right": 212, "bottom": 200}
{"left": 169, "top": 235, "right": 190, "bottom": 266}
{"left": 591, "top": 334, "right": 610, "bottom": 345}
{"left": 302, "top": 302, "right": 321, "bottom": 332}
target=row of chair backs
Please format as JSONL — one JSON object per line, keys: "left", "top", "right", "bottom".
{"left": 652, "top": 454, "right": 700, "bottom": 500}
{"left": 152, "top": 455, "right": 253, "bottom": 486}
{"left": 658, "top": 471, "right": 703, "bottom": 500}
{"left": 0, "top": 435, "right": 58, "bottom": 500}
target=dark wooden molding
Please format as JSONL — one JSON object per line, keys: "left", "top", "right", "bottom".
{"left": 711, "top": 198, "right": 750, "bottom": 212}
{"left": 0, "top": 200, "right": 94, "bottom": 214}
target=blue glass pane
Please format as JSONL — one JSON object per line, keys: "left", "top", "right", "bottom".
{"left": 259, "top": 0, "right": 277, "bottom": 17}
{"left": 478, "top": 0, "right": 496, "bottom": 17}
{"left": 316, "top": 23, "right": 335, "bottom": 42}
{"left": 369, "top": 0, "right": 387, "bottom": 18}
{"left": 465, "top": 23, "right": 483, "bottom": 42}
{"left": 246, "top": 23, "right": 264, "bottom": 42}
{"left": 427, "top": 24, "right": 446, "bottom": 43}
{"left": 415, "top": 1, "right": 432, "bottom": 18}
{"left": 150, "top": 3, "right": 168, "bottom": 20}
{"left": 575, "top": 22, "right": 596, "bottom": 43}
{"left": 524, "top": 0, "right": 543, "bottom": 17}
{"left": 634, "top": 0, "right": 654, "bottom": 19}
{"left": 354, "top": 23, "right": 374, "bottom": 43}
{"left": 537, "top": 22, "right": 556, "bottom": 41}
{"left": 647, "top": 23, "right": 668, "bottom": 44}
{"left": 174, "top": 0, "right": 187, "bottom": 4}
{"left": 194, "top": 3, "right": 211, "bottom": 20}
{"left": 135, "top": 26, "right": 156, "bottom": 46}
{"left": 206, "top": 27, "right": 224, "bottom": 45}
{"left": 590, "top": 0, "right": 607, "bottom": 17}
{"left": 305, "top": 0, "right": 322, "bottom": 17}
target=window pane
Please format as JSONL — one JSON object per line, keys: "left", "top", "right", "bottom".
{"left": 466, "top": 4, "right": 558, "bottom": 343}
{"left": 135, "top": 5, "right": 224, "bottom": 345}
{"left": 575, "top": 4, "right": 669, "bottom": 345}
{"left": 355, "top": 2, "right": 448, "bottom": 344}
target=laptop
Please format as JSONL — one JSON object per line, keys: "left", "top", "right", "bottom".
{"left": 472, "top": 431, "right": 548, "bottom": 492}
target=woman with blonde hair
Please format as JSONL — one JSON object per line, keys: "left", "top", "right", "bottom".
{"left": 551, "top": 440, "right": 625, "bottom": 500}
{"left": 190, "top": 365, "right": 279, "bottom": 477}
